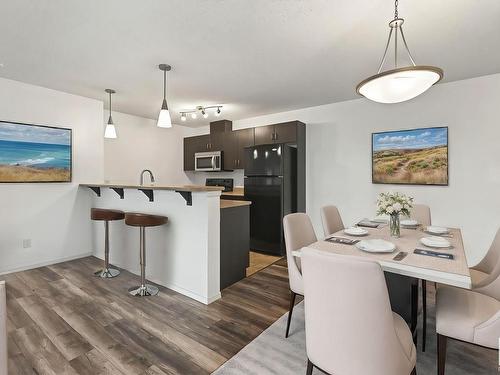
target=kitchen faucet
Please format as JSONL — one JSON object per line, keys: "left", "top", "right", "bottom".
{"left": 140, "top": 169, "right": 155, "bottom": 186}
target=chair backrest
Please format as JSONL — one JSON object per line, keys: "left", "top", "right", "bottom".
{"left": 283, "top": 213, "right": 317, "bottom": 295}
{"left": 409, "top": 204, "right": 431, "bottom": 226}
{"left": 0, "top": 281, "right": 7, "bottom": 375}
{"left": 320, "top": 205, "right": 345, "bottom": 237}
{"left": 473, "top": 227, "right": 500, "bottom": 300}
{"left": 302, "top": 247, "right": 413, "bottom": 375}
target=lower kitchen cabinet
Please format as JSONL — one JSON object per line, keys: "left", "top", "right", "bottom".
{"left": 220, "top": 203, "right": 250, "bottom": 289}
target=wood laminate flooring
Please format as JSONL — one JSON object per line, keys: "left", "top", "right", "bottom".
{"left": 3, "top": 256, "right": 296, "bottom": 375}
{"left": 246, "top": 252, "right": 282, "bottom": 277}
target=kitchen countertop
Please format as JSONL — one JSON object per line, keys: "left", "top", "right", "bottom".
{"left": 81, "top": 183, "right": 224, "bottom": 193}
{"left": 220, "top": 200, "right": 251, "bottom": 209}
{"left": 221, "top": 187, "right": 244, "bottom": 197}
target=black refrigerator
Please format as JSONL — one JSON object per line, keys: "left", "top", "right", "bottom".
{"left": 244, "top": 144, "right": 297, "bottom": 255}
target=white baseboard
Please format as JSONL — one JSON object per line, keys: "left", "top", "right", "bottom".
{"left": 0, "top": 251, "right": 93, "bottom": 276}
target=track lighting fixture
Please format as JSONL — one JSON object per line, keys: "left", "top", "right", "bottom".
{"left": 178, "top": 105, "right": 223, "bottom": 121}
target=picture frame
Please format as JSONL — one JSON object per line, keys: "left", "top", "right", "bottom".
{"left": 372, "top": 127, "right": 448, "bottom": 186}
{"left": 0, "top": 120, "right": 72, "bottom": 183}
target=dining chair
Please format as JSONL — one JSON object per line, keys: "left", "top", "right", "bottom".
{"left": 410, "top": 203, "right": 431, "bottom": 352}
{"left": 320, "top": 205, "right": 344, "bottom": 238}
{"left": 0, "top": 281, "right": 7, "bottom": 375}
{"left": 470, "top": 227, "right": 500, "bottom": 290}
{"left": 301, "top": 247, "right": 417, "bottom": 375}
{"left": 436, "top": 285, "right": 500, "bottom": 375}
{"left": 283, "top": 213, "right": 317, "bottom": 338}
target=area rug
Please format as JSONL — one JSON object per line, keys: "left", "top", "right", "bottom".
{"left": 212, "top": 292, "right": 498, "bottom": 374}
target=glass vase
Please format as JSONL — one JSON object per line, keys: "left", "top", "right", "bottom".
{"left": 390, "top": 214, "right": 400, "bottom": 238}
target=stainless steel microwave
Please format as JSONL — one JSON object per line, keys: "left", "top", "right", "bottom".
{"left": 195, "top": 151, "right": 223, "bottom": 171}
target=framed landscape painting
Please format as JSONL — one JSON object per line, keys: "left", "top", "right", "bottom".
{"left": 0, "top": 121, "right": 72, "bottom": 182}
{"left": 372, "top": 127, "right": 448, "bottom": 185}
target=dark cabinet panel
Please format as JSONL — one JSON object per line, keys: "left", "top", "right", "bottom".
{"left": 223, "top": 132, "right": 238, "bottom": 170}
{"left": 254, "top": 125, "right": 275, "bottom": 145}
{"left": 183, "top": 134, "right": 210, "bottom": 171}
{"left": 274, "top": 122, "right": 297, "bottom": 144}
{"left": 235, "top": 128, "right": 254, "bottom": 169}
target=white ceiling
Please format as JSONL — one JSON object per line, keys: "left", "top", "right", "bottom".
{"left": 1, "top": 0, "right": 500, "bottom": 127}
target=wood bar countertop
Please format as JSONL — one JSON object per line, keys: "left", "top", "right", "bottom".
{"left": 220, "top": 200, "right": 251, "bottom": 209}
{"left": 81, "top": 183, "right": 224, "bottom": 193}
{"left": 221, "top": 187, "right": 244, "bottom": 197}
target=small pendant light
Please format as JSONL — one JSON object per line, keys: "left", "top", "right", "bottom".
{"left": 157, "top": 64, "right": 172, "bottom": 128}
{"left": 104, "top": 89, "right": 117, "bottom": 139}
{"left": 356, "top": 0, "right": 443, "bottom": 104}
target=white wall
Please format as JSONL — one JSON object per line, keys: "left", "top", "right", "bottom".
{"left": 0, "top": 77, "right": 104, "bottom": 274}
{"left": 104, "top": 111, "right": 191, "bottom": 185}
{"left": 230, "top": 74, "right": 500, "bottom": 265}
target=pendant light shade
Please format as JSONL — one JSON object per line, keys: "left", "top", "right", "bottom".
{"left": 157, "top": 64, "right": 172, "bottom": 128}
{"left": 357, "top": 66, "right": 443, "bottom": 104}
{"left": 104, "top": 89, "right": 117, "bottom": 139}
{"left": 356, "top": 1, "right": 443, "bottom": 104}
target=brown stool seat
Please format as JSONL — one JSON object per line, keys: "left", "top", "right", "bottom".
{"left": 91, "top": 208, "right": 125, "bottom": 221}
{"left": 125, "top": 213, "right": 168, "bottom": 227}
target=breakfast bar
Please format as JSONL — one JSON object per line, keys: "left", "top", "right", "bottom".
{"left": 81, "top": 183, "right": 224, "bottom": 304}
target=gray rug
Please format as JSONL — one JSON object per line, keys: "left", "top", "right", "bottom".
{"left": 213, "top": 292, "right": 498, "bottom": 374}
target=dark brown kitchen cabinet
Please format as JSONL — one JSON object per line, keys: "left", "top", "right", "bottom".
{"left": 235, "top": 128, "right": 254, "bottom": 169}
{"left": 254, "top": 125, "right": 275, "bottom": 145}
{"left": 254, "top": 121, "right": 298, "bottom": 145}
{"left": 183, "top": 134, "right": 210, "bottom": 171}
{"left": 222, "top": 132, "right": 237, "bottom": 170}
{"left": 273, "top": 122, "right": 298, "bottom": 143}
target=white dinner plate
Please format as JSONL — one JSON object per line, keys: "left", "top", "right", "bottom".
{"left": 355, "top": 239, "right": 396, "bottom": 253}
{"left": 344, "top": 227, "right": 369, "bottom": 236}
{"left": 426, "top": 226, "right": 450, "bottom": 235}
{"left": 401, "top": 219, "right": 419, "bottom": 227}
{"left": 420, "top": 236, "right": 451, "bottom": 248}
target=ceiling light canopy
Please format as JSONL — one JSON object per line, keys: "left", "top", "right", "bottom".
{"left": 104, "top": 89, "right": 117, "bottom": 139}
{"left": 157, "top": 64, "right": 172, "bottom": 128}
{"left": 356, "top": 0, "right": 443, "bottom": 104}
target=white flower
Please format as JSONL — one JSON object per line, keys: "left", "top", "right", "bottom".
{"left": 393, "top": 203, "right": 402, "bottom": 212}
{"left": 386, "top": 206, "right": 394, "bottom": 214}
{"left": 404, "top": 204, "right": 409, "bottom": 209}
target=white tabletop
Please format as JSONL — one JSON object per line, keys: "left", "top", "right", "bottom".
{"left": 293, "top": 226, "right": 471, "bottom": 289}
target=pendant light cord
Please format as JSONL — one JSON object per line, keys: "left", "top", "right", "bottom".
{"left": 163, "top": 69, "right": 166, "bottom": 100}
{"left": 109, "top": 91, "right": 112, "bottom": 118}
{"left": 394, "top": 0, "right": 398, "bottom": 19}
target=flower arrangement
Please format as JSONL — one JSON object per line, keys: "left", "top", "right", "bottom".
{"left": 376, "top": 192, "right": 413, "bottom": 217}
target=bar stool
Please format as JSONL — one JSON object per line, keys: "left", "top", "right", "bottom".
{"left": 125, "top": 212, "right": 168, "bottom": 296}
{"left": 91, "top": 208, "right": 125, "bottom": 278}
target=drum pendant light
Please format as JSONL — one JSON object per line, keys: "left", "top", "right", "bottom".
{"left": 356, "top": 0, "right": 443, "bottom": 104}
{"left": 157, "top": 64, "right": 172, "bottom": 128}
{"left": 104, "top": 89, "right": 117, "bottom": 139}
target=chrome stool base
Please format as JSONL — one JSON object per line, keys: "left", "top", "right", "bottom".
{"left": 94, "top": 268, "right": 120, "bottom": 278}
{"left": 128, "top": 284, "right": 159, "bottom": 297}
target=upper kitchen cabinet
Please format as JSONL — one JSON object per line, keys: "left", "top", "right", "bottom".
{"left": 183, "top": 134, "right": 210, "bottom": 171}
{"left": 254, "top": 121, "right": 303, "bottom": 145}
{"left": 235, "top": 128, "right": 254, "bottom": 169}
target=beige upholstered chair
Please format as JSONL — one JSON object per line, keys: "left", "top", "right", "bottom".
{"left": 409, "top": 204, "right": 431, "bottom": 226}
{"left": 301, "top": 247, "right": 416, "bottom": 375}
{"left": 320, "top": 205, "right": 344, "bottom": 238}
{"left": 0, "top": 281, "right": 7, "bottom": 375}
{"left": 436, "top": 286, "right": 500, "bottom": 375}
{"left": 470, "top": 227, "right": 500, "bottom": 290}
{"left": 283, "top": 213, "right": 317, "bottom": 338}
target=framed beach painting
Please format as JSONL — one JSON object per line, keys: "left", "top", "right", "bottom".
{"left": 372, "top": 127, "right": 448, "bottom": 185}
{"left": 0, "top": 121, "right": 72, "bottom": 183}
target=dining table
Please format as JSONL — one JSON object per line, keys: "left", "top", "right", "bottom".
{"left": 293, "top": 222, "right": 472, "bottom": 342}
{"left": 293, "top": 224, "right": 471, "bottom": 289}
